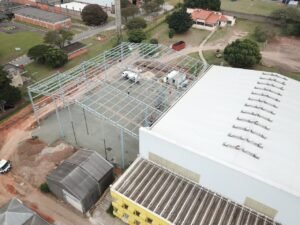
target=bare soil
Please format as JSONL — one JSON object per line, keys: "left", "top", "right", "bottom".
{"left": 262, "top": 37, "right": 300, "bottom": 73}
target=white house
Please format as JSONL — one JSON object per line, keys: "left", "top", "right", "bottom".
{"left": 139, "top": 65, "right": 300, "bottom": 225}
{"left": 187, "top": 8, "right": 235, "bottom": 31}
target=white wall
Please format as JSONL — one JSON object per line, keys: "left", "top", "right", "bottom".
{"left": 139, "top": 127, "right": 300, "bottom": 225}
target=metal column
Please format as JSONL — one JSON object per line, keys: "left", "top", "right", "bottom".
{"left": 52, "top": 95, "right": 64, "bottom": 138}
{"left": 67, "top": 104, "right": 78, "bottom": 145}
{"left": 27, "top": 89, "right": 40, "bottom": 125}
{"left": 120, "top": 128, "right": 125, "bottom": 169}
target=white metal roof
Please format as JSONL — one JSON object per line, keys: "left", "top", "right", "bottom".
{"left": 151, "top": 65, "right": 300, "bottom": 197}
{"left": 75, "top": 0, "right": 114, "bottom": 7}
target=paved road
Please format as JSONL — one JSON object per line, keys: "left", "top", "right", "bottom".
{"left": 72, "top": 21, "right": 116, "bottom": 43}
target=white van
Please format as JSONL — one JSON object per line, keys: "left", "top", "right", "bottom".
{"left": 0, "top": 160, "right": 12, "bottom": 174}
{"left": 121, "top": 71, "right": 140, "bottom": 83}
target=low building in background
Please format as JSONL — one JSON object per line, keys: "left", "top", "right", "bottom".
{"left": 62, "top": 42, "right": 88, "bottom": 60}
{"left": 13, "top": 7, "right": 71, "bottom": 30}
{"left": 187, "top": 8, "right": 235, "bottom": 30}
{"left": 0, "top": 198, "right": 50, "bottom": 225}
{"left": 111, "top": 157, "right": 281, "bottom": 225}
{"left": 47, "top": 149, "right": 114, "bottom": 213}
{"left": 56, "top": 2, "right": 87, "bottom": 12}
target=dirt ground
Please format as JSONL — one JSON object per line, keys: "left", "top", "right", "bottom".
{"left": 261, "top": 37, "right": 300, "bottom": 73}
{"left": 0, "top": 106, "right": 90, "bottom": 225}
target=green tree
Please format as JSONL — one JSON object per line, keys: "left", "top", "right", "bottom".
{"left": 126, "top": 17, "right": 147, "bottom": 30}
{"left": 254, "top": 26, "right": 275, "bottom": 42}
{"left": 127, "top": 29, "right": 147, "bottom": 43}
{"left": 0, "top": 67, "right": 21, "bottom": 105}
{"left": 44, "top": 30, "right": 74, "bottom": 48}
{"left": 142, "top": 0, "right": 165, "bottom": 14}
{"left": 27, "top": 44, "right": 50, "bottom": 64}
{"left": 272, "top": 7, "right": 300, "bottom": 36}
{"left": 81, "top": 4, "right": 108, "bottom": 26}
{"left": 45, "top": 48, "right": 68, "bottom": 68}
{"left": 167, "top": 9, "right": 193, "bottom": 34}
{"left": 168, "top": 28, "right": 175, "bottom": 38}
{"left": 184, "top": 0, "right": 221, "bottom": 11}
{"left": 39, "top": 183, "right": 50, "bottom": 193}
{"left": 224, "top": 39, "right": 262, "bottom": 68}
{"left": 121, "top": 5, "right": 139, "bottom": 22}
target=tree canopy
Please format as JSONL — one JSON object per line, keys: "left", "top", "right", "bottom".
{"left": 81, "top": 4, "right": 108, "bottom": 26}
{"left": 45, "top": 48, "right": 68, "bottom": 68}
{"left": 127, "top": 29, "right": 147, "bottom": 43}
{"left": 272, "top": 7, "right": 300, "bottom": 36}
{"left": 0, "top": 67, "right": 21, "bottom": 105}
{"left": 27, "top": 44, "right": 50, "bottom": 64}
{"left": 28, "top": 45, "right": 68, "bottom": 68}
{"left": 184, "top": 0, "right": 221, "bottom": 11}
{"left": 142, "top": 0, "right": 165, "bottom": 14}
{"left": 44, "top": 30, "right": 74, "bottom": 48}
{"left": 224, "top": 39, "right": 262, "bottom": 68}
{"left": 126, "top": 17, "right": 147, "bottom": 30}
{"left": 166, "top": 9, "right": 193, "bottom": 34}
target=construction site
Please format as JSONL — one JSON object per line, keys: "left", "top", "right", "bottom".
{"left": 28, "top": 42, "right": 206, "bottom": 168}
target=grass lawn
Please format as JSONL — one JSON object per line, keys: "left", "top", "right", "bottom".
{"left": 221, "top": 0, "right": 284, "bottom": 16}
{"left": 0, "top": 32, "right": 43, "bottom": 65}
{"left": 165, "top": 0, "right": 182, "bottom": 6}
{"left": 25, "top": 30, "right": 117, "bottom": 82}
{"left": 202, "top": 50, "right": 300, "bottom": 81}
{"left": 148, "top": 23, "right": 210, "bottom": 47}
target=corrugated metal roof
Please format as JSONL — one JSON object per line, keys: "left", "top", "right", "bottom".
{"left": 0, "top": 198, "right": 50, "bottom": 225}
{"left": 47, "top": 150, "right": 113, "bottom": 200}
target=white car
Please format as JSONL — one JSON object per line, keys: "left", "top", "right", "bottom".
{"left": 121, "top": 71, "right": 140, "bottom": 83}
{"left": 0, "top": 159, "right": 12, "bottom": 174}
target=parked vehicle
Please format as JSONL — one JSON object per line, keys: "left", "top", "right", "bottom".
{"left": 0, "top": 160, "right": 12, "bottom": 174}
{"left": 121, "top": 71, "right": 140, "bottom": 83}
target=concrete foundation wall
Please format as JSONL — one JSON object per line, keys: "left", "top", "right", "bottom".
{"left": 139, "top": 127, "right": 300, "bottom": 225}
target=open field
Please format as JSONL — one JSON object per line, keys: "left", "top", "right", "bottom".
{"left": 149, "top": 23, "right": 210, "bottom": 47}
{"left": 221, "top": 0, "right": 284, "bottom": 16}
{"left": 25, "top": 30, "right": 117, "bottom": 82}
{"left": 0, "top": 31, "right": 43, "bottom": 64}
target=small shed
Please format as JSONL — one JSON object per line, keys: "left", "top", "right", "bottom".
{"left": 62, "top": 42, "right": 88, "bottom": 60}
{"left": 0, "top": 198, "right": 50, "bottom": 225}
{"left": 47, "top": 150, "right": 114, "bottom": 213}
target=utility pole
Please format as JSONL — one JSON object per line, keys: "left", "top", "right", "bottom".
{"left": 115, "top": 0, "right": 122, "bottom": 43}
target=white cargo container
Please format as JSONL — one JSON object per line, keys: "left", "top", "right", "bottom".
{"left": 121, "top": 71, "right": 140, "bottom": 83}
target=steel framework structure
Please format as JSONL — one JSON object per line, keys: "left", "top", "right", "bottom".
{"left": 27, "top": 42, "right": 208, "bottom": 167}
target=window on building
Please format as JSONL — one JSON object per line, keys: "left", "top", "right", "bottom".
{"left": 134, "top": 210, "right": 141, "bottom": 217}
{"left": 122, "top": 204, "right": 129, "bottom": 209}
{"left": 146, "top": 218, "right": 153, "bottom": 224}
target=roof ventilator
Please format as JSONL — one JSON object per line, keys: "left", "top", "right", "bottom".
{"left": 236, "top": 117, "right": 270, "bottom": 130}
{"left": 248, "top": 97, "right": 278, "bottom": 109}
{"left": 232, "top": 125, "right": 267, "bottom": 139}
{"left": 228, "top": 133, "right": 263, "bottom": 149}
{"left": 251, "top": 92, "right": 280, "bottom": 102}
{"left": 244, "top": 104, "right": 275, "bottom": 115}
{"left": 254, "top": 87, "right": 282, "bottom": 96}
{"left": 257, "top": 81, "right": 284, "bottom": 91}
{"left": 223, "top": 143, "right": 260, "bottom": 159}
{"left": 240, "top": 110, "right": 272, "bottom": 122}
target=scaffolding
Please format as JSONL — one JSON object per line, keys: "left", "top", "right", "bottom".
{"left": 28, "top": 42, "right": 208, "bottom": 167}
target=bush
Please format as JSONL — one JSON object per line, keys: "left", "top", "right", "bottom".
{"left": 167, "top": 9, "right": 193, "bottom": 34}
{"left": 150, "top": 38, "right": 158, "bottom": 44}
{"left": 168, "top": 28, "right": 175, "bottom": 38}
{"left": 254, "top": 26, "right": 274, "bottom": 42}
{"left": 106, "top": 203, "right": 116, "bottom": 217}
{"left": 27, "top": 44, "right": 50, "bottom": 64}
{"left": 127, "top": 29, "right": 147, "bottom": 43}
{"left": 126, "top": 17, "right": 147, "bottom": 30}
{"left": 81, "top": 4, "right": 108, "bottom": 26}
{"left": 40, "top": 183, "right": 50, "bottom": 193}
{"left": 0, "top": 67, "right": 22, "bottom": 105}
{"left": 45, "top": 48, "right": 68, "bottom": 68}
{"left": 224, "top": 39, "right": 262, "bottom": 68}
{"left": 184, "top": 0, "right": 221, "bottom": 11}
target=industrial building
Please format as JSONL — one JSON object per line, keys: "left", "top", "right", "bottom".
{"left": 138, "top": 66, "right": 300, "bottom": 225}
{"left": 0, "top": 198, "right": 50, "bottom": 225}
{"left": 111, "top": 158, "right": 281, "bottom": 225}
{"left": 14, "top": 7, "right": 71, "bottom": 30}
{"left": 47, "top": 150, "right": 113, "bottom": 213}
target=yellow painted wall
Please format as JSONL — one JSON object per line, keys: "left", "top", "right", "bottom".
{"left": 110, "top": 189, "right": 171, "bottom": 225}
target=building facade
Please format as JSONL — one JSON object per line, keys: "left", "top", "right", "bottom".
{"left": 139, "top": 66, "right": 300, "bottom": 225}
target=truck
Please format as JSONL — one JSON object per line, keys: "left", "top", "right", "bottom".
{"left": 0, "top": 159, "right": 12, "bottom": 174}
{"left": 121, "top": 70, "right": 140, "bottom": 84}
